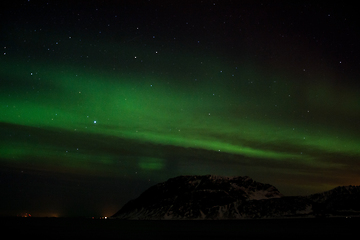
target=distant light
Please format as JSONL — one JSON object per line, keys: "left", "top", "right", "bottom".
{"left": 104, "top": 217, "right": 107, "bottom": 219}
{"left": 94, "top": 120, "right": 96, "bottom": 124}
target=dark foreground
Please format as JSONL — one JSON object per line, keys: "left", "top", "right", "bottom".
{"left": 3, "top": 217, "right": 358, "bottom": 238}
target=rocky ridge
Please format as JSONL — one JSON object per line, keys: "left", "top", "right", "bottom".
{"left": 112, "top": 175, "right": 360, "bottom": 219}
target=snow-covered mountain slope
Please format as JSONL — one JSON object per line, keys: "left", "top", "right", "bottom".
{"left": 112, "top": 175, "right": 360, "bottom": 219}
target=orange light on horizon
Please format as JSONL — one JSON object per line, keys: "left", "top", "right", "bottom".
{"left": 18, "top": 212, "right": 32, "bottom": 217}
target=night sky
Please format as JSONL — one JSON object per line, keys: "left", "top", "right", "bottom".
{"left": 1, "top": 1, "right": 360, "bottom": 217}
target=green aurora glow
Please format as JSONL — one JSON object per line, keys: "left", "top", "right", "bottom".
{"left": 1, "top": 2, "right": 360, "bottom": 212}
{"left": 2, "top": 50, "right": 360, "bottom": 189}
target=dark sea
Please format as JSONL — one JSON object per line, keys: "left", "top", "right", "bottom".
{"left": 3, "top": 217, "right": 358, "bottom": 238}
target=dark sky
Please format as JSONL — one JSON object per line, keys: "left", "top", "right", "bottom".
{"left": 1, "top": 0, "right": 360, "bottom": 217}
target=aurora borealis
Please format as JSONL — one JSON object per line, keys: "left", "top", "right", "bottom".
{"left": 1, "top": 1, "right": 360, "bottom": 217}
